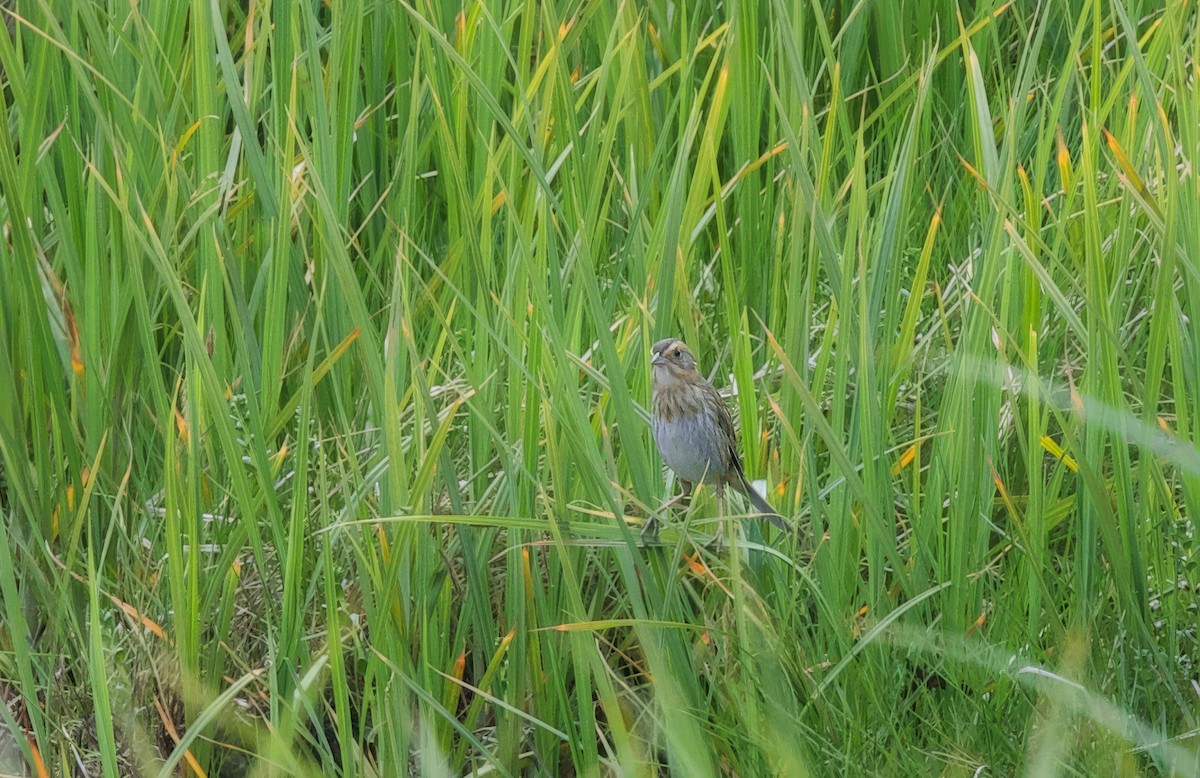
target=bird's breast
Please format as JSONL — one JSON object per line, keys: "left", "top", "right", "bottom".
{"left": 652, "top": 411, "right": 728, "bottom": 484}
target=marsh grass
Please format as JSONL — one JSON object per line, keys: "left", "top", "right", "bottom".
{"left": 1, "top": 0, "right": 1199, "bottom": 774}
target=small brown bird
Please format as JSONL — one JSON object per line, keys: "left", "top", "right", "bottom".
{"left": 649, "top": 337, "right": 791, "bottom": 534}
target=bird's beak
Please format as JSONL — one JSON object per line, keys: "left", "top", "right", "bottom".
{"left": 651, "top": 352, "right": 665, "bottom": 366}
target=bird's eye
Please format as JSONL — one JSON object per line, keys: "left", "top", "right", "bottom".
{"left": 673, "top": 349, "right": 681, "bottom": 358}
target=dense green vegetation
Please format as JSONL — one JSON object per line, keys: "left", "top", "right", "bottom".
{"left": 1, "top": 0, "right": 1198, "bottom": 774}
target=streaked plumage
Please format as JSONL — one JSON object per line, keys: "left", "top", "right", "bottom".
{"left": 649, "top": 338, "right": 790, "bottom": 533}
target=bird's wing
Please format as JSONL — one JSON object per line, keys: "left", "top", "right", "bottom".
{"left": 708, "top": 383, "right": 745, "bottom": 477}
{"left": 708, "top": 381, "right": 791, "bottom": 531}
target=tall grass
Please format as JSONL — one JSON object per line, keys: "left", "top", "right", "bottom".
{"left": 1, "top": 0, "right": 1198, "bottom": 774}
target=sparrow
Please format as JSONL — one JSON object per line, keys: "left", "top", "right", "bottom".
{"left": 649, "top": 337, "right": 791, "bottom": 534}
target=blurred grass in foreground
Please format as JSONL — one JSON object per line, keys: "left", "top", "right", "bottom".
{"left": 1, "top": 0, "right": 1199, "bottom": 774}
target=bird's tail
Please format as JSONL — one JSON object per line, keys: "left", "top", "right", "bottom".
{"left": 738, "top": 475, "right": 794, "bottom": 534}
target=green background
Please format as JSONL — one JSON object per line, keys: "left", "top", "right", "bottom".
{"left": 1, "top": 0, "right": 1198, "bottom": 774}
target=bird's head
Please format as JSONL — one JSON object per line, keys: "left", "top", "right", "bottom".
{"left": 650, "top": 338, "right": 699, "bottom": 385}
